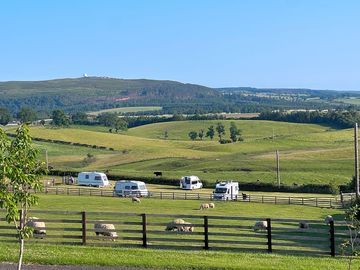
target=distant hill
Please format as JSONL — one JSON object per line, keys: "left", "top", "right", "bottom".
{"left": 1, "top": 77, "right": 359, "bottom": 116}
{"left": 0, "top": 77, "right": 219, "bottom": 113}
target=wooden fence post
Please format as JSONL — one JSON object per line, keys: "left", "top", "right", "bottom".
{"left": 266, "top": 218, "right": 272, "bottom": 253}
{"left": 204, "top": 216, "right": 209, "bottom": 250}
{"left": 142, "top": 213, "right": 147, "bottom": 248}
{"left": 329, "top": 220, "right": 335, "bottom": 257}
{"left": 81, "top": 211, "right": 86, "bottom": 245}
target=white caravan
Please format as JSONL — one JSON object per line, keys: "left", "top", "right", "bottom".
{"left": 213, "top": 181, "right": 239, "bottom": 200}
{"left": 114, "top": 180, "right": 149, "bottom": 197}
{"left": 77, "top": 172, "right": 110, "bottom": 188}
{"left": 180, "top": 176, "right": 203, "bottom": 190}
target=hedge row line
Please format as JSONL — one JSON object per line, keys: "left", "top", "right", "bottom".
{"left": 50, "top": 169, "right": 339, "bottom": 194}
{"left": 6, "top": 133, "right": 115, "bottom": 151}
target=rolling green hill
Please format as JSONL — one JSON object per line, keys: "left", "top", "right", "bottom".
{"left": 16, "top": 120, "right": 354, "bottom": 187}
{"left": 0, "top": 77, "right": 219, "bottom": 113}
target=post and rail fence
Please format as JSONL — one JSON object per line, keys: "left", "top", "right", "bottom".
{"left": 27, "top": 186, "right": 356, "bottom": 209}
{"left": 0, "top": 210, "right": 344, "bottom": 257}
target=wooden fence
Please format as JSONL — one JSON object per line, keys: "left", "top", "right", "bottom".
{"left": 34, "top": 186, "right": 352, "bottom": 209}
{"left": 0, "top": 210, "right": 350, "bottom": 257}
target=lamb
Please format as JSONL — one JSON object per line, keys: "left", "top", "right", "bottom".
{"left": 208, "top": 203, "right": 215, "bottom": 209}
{"left": 165, "top": 219, "right": 194, "bottom": 232}
{"left": 199, "top": 203, "right": 210, "bottom": 210}
{"left": 253, "top": 221, "right": 268, "bottom": 232}
{"left": 132, "top": 197, "right": 141, "bottom": 203}
{"left": 299, "top": 221, "right": 309, "bottom": 229}
{"left": 325, "top": 215, "right": 334, "bottom": 225}
{"left": 27, "top": 217, "right": 46, "bottom": 237}
{"left": 94, "top": 222, "right": 118, "bottom": 239}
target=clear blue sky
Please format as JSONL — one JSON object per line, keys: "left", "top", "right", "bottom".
{"left": 1, "top": 0, "right": 359, "bottom": 90}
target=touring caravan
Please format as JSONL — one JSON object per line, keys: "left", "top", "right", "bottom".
{"left": 77, "top": 172, "right": 110, "bottom": 188}
{"left": 114, "top": 180, "right": 149, "bottom": 197}
{"left": 213, "top": 181, "right": 239, "bottom": 200}
{"left": 180, "top": 176, "right": 203, "bottom": 190}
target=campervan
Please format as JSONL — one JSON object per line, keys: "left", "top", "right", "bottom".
{"left": 180, "top": 176, "right": 203, "bottom": 190}
{"left": 213, "top": 181, "right": 239, "bottom": 200}
{"left": 114, "top": 180, "right": 149, "bottom": 197}
{"left": 77, "top": 172, "right": 110, "bottom": 188}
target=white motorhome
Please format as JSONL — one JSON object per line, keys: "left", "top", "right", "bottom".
{"left": 77, "top": 172, "right": 110, "bottom": 188}
{"left": 180, "top": 176, "right": 203, "bottom": 190}
{"left": 213, "top": 181, "right": 239, "bottom": 200}
{"left": 114, "top": 180, "right": 149, "bottom": 197}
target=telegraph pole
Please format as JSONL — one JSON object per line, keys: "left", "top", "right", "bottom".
{"left": 355, "top": 123, "right": 359, "bottom": 197}
{"left": 45, "top": 149, "right": 49, "bottom": 171}
{"left": 276, "top": 150, "right": 280, "bottom": 188}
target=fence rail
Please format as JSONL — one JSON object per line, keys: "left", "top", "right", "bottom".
{"left": 31, "top": 186, "right": 354, "bottom": 209}
{"left": 0, "top": 210, "right": 348, "bottom": 257}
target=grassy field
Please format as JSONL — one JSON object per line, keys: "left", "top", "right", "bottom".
{"left": 88, "top": 106, "right": 162, "bottom": 115}
{"left": 0, "top": 195, "right": 355, "bottom": 269}
{"left": 19, "top": 119, "right": 356, "bottom": 186}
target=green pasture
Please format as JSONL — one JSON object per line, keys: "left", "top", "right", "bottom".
{"left": 20, "top": 120, "right": 356, "bottom": 186}
{"left": 0, "top": 195, "right": 354, "bottom": 269}
{"left": 88, "top": 106, "right": 162, "bottom": 116}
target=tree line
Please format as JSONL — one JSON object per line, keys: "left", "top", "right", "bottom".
{"left": 188, "top": 122, "right": 243, "bottom": 144}
{"left": 258, "top": 110, "right": 360, "bottom": 129}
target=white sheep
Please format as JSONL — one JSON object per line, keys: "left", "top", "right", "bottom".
{"left": 325, "top": 215, "right": 334, "bottom": 225}
{"left": 27, "top": 217, "right": 46, "bottom": 237}
{"left": 209, "top": 203, "right": 215, "bottom": 209}
{"left": 165, "top": 219, "right": 194, "bottom": 232}
{"left": 199, "top": 203, "right": 210, "bottom": 210}
{"left": 253, "top": 221, "right": 268, "bottom": 232}
{"left": 94, "top": 222, "right": 118, "bottom": 239}
{"left": 299, "top": 221, "right": 309, "bottom": 229}
{"left": 132, "top": 197, "right": 141, "bottom": 203}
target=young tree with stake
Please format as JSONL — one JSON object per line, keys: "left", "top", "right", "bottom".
{"left": 0, "top": 125, "right": 47, "bottom": 270}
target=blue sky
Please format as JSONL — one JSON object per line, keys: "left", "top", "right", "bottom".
{"left": 0, "top": 0, "right": 359, "bottom": 90}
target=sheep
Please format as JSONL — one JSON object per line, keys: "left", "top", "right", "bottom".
{"left": 199, "top": 203, "right": 210, "bottom": 210}
{"left": 208, "top": 203, "right": 215, "bottom": 209}
{"left": 94, "top": 222, "right": 118, "bottom": 239}
{"left": 325, "top": 215, "right": 334, "bottom": 225}
{"left": 253, "top": 221, "right": 268, "bottom": 232}
{"left": 27, "top": 217, "right": 46, "bottom": 238}
{"left": 165, "top": 219, "right": 194, "bottom": 232}
{"left": 132, "top": 197, "right": 141, "bottom": 203}
{"left": 299, "top": 221, "right": 309, "bottom": 229}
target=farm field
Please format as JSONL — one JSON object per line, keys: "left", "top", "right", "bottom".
{"left": 0, "top": 195, "right": 355, "bottom": 269}
{"left": 16, "top": 119, "right": 356, "bottom": 186}
{"left": 88, "top": 106, "right": 162, "bottom": 115}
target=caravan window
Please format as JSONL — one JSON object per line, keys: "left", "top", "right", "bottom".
{"left": 102, "top": 175, "right": 108, "bottom": 180}
{"left": 95, "top": 176, "right": 101, "bottom": 181}
{"left": 131, "top": 186, "right": 138, "bottom": 190}
{"left": 125, "top": 186, "right": 131, "bottom": 190}
{"left": 215, "top": 187, "right": 227, "bottom": 193}
{"left": 139, "top": 185, "right": 146, "bottom": 190}
{"left": 191, "top": 180, "right": 198, "bottom": 185}
{"left": 85, "top": 175, "right": 89, "bottom": 179}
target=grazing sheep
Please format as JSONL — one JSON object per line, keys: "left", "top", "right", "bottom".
{"left": 325, "top": 215, "right": 334, "bottom": 225}
{"left": 299, "top": 221, "right": 309, "bottom": 229}
{"left": 199, "top": 203, "right": 210, "bottom": 210}
{"left": 94, "top": 222, "right": 118, "bottom": 239}
{"left": 253, "top": 221, "right": 268, "bottom": 232}
{"left": 132, "top": 197, "right": 141, "bottom": 203}
{"left": 209, "top": 203, "right": 215, "bottom": 209}
{"left": 27, "top": 217, "right": 46, "bottom": 237}
{"left": 165, "top": 219, "right": 194, "bottom": 232}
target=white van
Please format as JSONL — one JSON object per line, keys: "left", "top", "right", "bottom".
{"left": 180, "top": 176, "right": 203, "bottom": 190}
{"left": 77, "top": 172, "right": 110, "bottom": 188}
{"left": 114, "top": 180, "right": 149, "bottom": 197}
{"left": 213, "top": 181, "right": 239, "bottom": 200}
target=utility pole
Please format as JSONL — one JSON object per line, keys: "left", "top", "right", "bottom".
{"left": 276, "top": 150, "right": 280, "bottom": 188}
{"left": 355, "top": 123, "right": 359, "bottom": 197}
{"left": 45, "top": 149, "right": 49, "bottom": 171}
